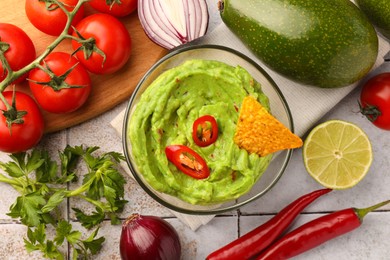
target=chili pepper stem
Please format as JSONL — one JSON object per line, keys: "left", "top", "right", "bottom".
{"left": 355, "top": 200, "right": 390, "bottom": 221}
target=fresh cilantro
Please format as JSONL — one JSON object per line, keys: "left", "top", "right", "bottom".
{"left": 0, "top": 145, "right": 127, "bottom": 259}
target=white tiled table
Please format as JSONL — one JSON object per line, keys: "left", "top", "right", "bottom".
{"left": 1, "top": 1, "right": 389, "bottom": 259}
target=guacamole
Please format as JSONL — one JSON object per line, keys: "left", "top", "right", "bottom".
{"left": 128, "top": 59, "right": 272, "bottom": 205}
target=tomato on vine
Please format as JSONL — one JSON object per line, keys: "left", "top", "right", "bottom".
{"left": 28, "top": 52, "right": 92, "bottom": 114}
{"left": 360, "top": 72, "right": 390, "bottom": 130}
{"left": 88, "top": 0, "right": 137, "bottom": 17}
{"left": 0, "top": 23, "right": 36, "bottom": 84}
{"left": 25, "top": 0, "right": 85, "bottom": 36}
{"left": 0, "top": 91, "right": 44, "bottom": 153}
{"left": 71, "top": 13, "right": 132, "bottom": 74}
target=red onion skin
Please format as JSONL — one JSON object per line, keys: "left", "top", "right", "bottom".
{"left": 120, "top": 214, "right": 182, "bottom": 260}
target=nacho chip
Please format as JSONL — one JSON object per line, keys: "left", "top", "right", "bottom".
{"left": 234, "top": 96, "right": 303, "bottom": 156}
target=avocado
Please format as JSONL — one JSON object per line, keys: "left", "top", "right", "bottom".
{"left": 219, "top": 0, "right": 378, "bottom": 88}
{"left": 355, "top": 0, "right": 390, "bottom": 41}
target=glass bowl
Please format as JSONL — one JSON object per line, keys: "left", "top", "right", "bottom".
{"left": 122, "top": 44, "right": 294, "bottom": 215}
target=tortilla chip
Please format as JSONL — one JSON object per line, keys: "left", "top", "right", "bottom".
{"left": 234, "top": 96, "right": 303, "bottom": 156}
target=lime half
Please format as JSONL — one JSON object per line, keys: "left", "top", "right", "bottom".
{"left": 303, "top": 120, "right": 373, "bottom": 189}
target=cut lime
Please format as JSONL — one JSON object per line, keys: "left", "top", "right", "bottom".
{"left": 303, "top": 120, "right": 373, "bottom": 189}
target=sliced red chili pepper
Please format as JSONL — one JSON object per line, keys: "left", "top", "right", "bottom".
{"left": 165, "top": 145, "right": 210, "bottom": 179}
{"left": 192, "top": 115, "right": 218, "bottom": 147}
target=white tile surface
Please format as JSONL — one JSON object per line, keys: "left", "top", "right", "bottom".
{"left": 1, "top": 0, "right": 389, "bottom": 259}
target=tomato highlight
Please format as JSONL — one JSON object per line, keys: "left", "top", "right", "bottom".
{"left": 165, "top": 145, "right": 210, "bottom": 179}
{"left": 192, "top": 115, "right": 218, "bottom": 147}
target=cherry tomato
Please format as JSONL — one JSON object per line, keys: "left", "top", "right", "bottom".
{"left": 360, "top": 72, "right": 390, "bottom": 130}
{"left": 0, "top": 23, "right": 36, "bottom": 84}
{"left": 25, "top": 0, "right": 85, "bottom": 36}
{"left": 88, "top": 0, "right": 137, "bottom": 17}
{"left": 71, "top": 13, "right": 132, "bottom": 74}
{"left": 165, "top": 145, "right": 210, "bottom": 179}
{"left": 192, "top": 115, "right": 219, "bottom": 147}
{"left": 28, "top": 52, "right": 92, "bottom": 114}
{"left": 0, "top": 91, "right": 44, "bottom": 153}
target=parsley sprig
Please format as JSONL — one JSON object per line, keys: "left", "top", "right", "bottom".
{"left": 0, "top": 145, "right": 127, "bottom": 259}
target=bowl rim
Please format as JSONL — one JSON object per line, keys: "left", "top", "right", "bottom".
{"left": 122, "top": 44, "right": 294, "bottom": 215}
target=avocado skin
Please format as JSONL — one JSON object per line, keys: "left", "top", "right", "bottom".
{"left": 220, "top": 0, "right": 378, "bottom": 88}
{"left": 356, "top": 0, "right": 390, "bottom": 41}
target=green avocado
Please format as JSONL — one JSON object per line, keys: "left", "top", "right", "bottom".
{"left": 355, "top": 0, "right": 390, "bottom": 41}
{"left": 219, "top": 0, "right": 379, "bottom": 88}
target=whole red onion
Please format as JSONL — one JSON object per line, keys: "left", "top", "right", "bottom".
{"left": 120, "top": 213, "right": 182, "bottom": 260}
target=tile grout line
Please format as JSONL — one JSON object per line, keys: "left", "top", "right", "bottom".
{"left": 237, "top": 209, "right": 241, "bottom": 238}
{"left": 66, "top": 128, "right": 71, "bottom": 260}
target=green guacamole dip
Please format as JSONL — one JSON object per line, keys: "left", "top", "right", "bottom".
{"left": 128, "top": 59, "right": 272, "bottom": 205}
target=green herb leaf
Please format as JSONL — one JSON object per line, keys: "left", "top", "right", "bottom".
{"left": 35, "top": 150, "right": 58, "bottom": 183}
{"left": 82, "top": 228, "right": 105, "bottom": 255}
{"left": 43, "top": 240, "right": 64, "bottom": 260}
{"left": 26, "top": 149, "right": 47, "bottom": 173}
{"left": 73, "top": 207, "right": 105, "bottom": 229}
{"left": 83, "top": 158, "right": 126, "bottom": 206}
{"left": 0, "top": 144, "right": 128, "bottom": 259}
{"left": 8, "top": 192, "right": 46, "bottom": 227}
{"left": 41, "top": 189, "right": 67, "bottom": 213}
{"left": 0, "top": 160, "right": 24, "bottom": 177}
{"left": 55, "top": 220, "right": 82, "bottom": 245}
{"left": 25, "top": 224, "right": 46, "bottom": 247}
{"left": 59, "top": 146, "right": 80, "bottom": 183}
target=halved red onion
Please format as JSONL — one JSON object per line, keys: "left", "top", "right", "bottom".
{"left": 138, "top": 0, "right": 209, "bottom": 49}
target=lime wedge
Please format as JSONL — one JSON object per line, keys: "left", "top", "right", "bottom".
{"left": 303, "top": 120, "right": 373, "bottom": 189}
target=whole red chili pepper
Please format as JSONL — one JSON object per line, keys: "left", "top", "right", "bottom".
{"left": 206, "top": 188, "right": 332, "bottom": 260}
{"left": 257, "top": 199, "right": 390, "bottom": 260}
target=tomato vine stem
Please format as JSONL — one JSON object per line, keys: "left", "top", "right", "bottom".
{"left": 0, "top": 0, "right": 90, "bottom": 107}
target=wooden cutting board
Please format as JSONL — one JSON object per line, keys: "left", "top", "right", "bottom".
{"left": 2, "top": 1, "right": 166, "bottom": 133}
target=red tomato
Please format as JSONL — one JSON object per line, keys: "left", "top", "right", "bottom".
{"left": 165, "top": 145, "right": 210, "bottom": 179}
{"left": 25, "top": 0, "right": 85, "bottom": 36}
{"left": 71, "top": 13, "right": 132, "bottom": 74}
{"left": 28, "top": 52, "right": 92, "bottom": 114}
{"left": 192, "top": 115, "right": 219, "bottom": 147}
{"left": 360, "top": 72, "right": 390, "bottom": 130}
{"left": 0, "top": 23, "right": 36, "bottom": 84}
{"left": 0, "top": 91, "right": 44, "bottom": 153}
{"left": 88, "top": 0, "right": 137, "bottom": 17}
